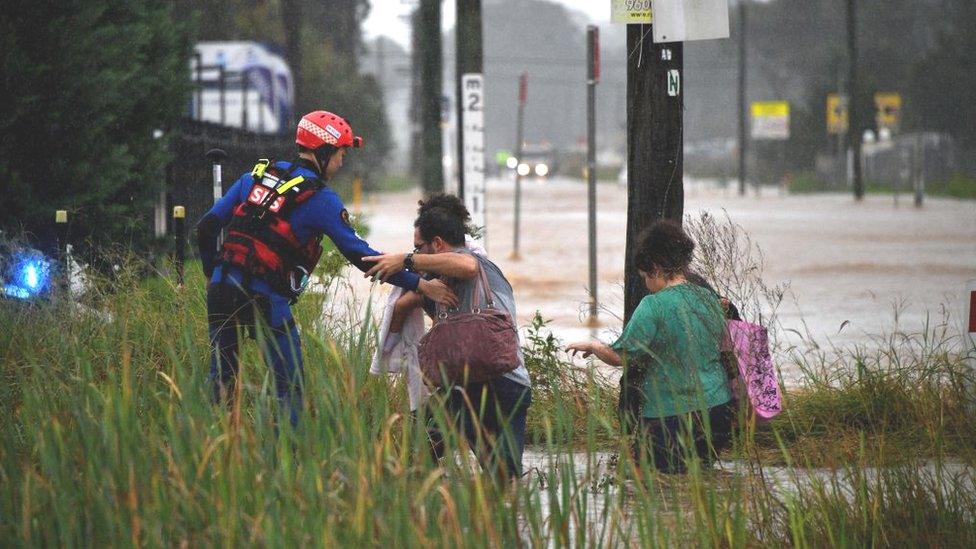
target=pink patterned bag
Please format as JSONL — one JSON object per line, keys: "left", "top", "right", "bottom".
{"left": 726, "top": 320, "right": 783, "bottom": 420}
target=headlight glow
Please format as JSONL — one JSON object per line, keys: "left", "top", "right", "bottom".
{"left": 517, "top": 163, "right": 530, "bottom": 176}
{"left": 534, "top": 163, "right": 549, "bottom": 177}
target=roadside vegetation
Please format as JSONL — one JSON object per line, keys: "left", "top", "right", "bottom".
{"left": 1, "top": 218, "right": 974, "bottom": 545}
{"left": 788, "top": 171, "right": 976, "bottom": 199}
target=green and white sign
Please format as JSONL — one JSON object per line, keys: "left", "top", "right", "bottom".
{"left": 667, "top": 69, "right": 680, "bottom": 97}
{"left": 611, "top": 0, "right": 652, "bottom": 24}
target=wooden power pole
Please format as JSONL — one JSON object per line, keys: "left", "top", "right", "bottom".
{"left": 418, "top": 0, "right": 444, "bottom": 195}
{"left": 624, "top": 25, "right": 684, "bottom": 321}
{"left": 455, "top": 0, "right": 484, "bottom": 201}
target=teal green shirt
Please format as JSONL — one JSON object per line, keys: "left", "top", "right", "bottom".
{"left": 611, "top": 283, "right": 732, "bottom": 418}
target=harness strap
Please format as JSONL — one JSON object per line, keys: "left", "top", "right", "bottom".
{"left": 275, "top": 175, "right": 306, "bottom": 195}
{"left": 251, "top": 159, "right": 271, "bottom": 178}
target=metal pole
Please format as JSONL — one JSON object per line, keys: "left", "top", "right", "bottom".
{"left": 206, "top": 148, "right": 227, "bottom": 248}
{"left": 55, "top": 210, "right": 68, "bottom": 291}
{"left": 511, "top": 72, "right": 527, "bottom": 260}
{"left": 737, "top": 1, "right": 748, "bottom": 196}
{"left": 206, "top": 148, "right": 227, "bottom": 203}
{"left": 847, "top": 0, "right": 864, "bottom": 200}
{"left": 587, "top": 26, "right": 599, "bottom": 323}
{"left": 173, "top": 206, "right": 186, "bottom": 286}
{"left": 914, "top": 135, "right": 924, "bottom": 208}
{"left": 241, "top": 71, "right": 250, "bottom": 131}
{"left": 219, "top": 66, "right": 226, "bottom": 125}
{"left": 194, "top": 52, "right": 203, "bottom": 120}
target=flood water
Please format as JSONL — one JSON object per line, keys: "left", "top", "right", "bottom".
{"left": 343, "top": 176, "right": 976, "bottom": 385}
{"left": 519, "top": 447, "right": 975, "bottom": 542}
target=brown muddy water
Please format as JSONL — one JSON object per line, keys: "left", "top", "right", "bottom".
{"left": 335, "top": 177, "right": 976, "bottom": 385}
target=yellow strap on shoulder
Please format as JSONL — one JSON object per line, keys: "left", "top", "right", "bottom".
{"left": 251, "top": 159, "right": 271, "bottom": 178}
{"left": 275, "top": 176, "right": 305, "bottom": 194}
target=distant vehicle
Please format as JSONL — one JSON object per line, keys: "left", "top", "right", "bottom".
{"left": 510, "top": 143, "right": 557, "bottom": 179}
{"left": 190, "top": 42, "right": 294, "bottom": 134}
{"left": 0, "top": 243, "right": 53, "bottom": 301}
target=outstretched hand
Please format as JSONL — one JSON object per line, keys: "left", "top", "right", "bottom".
{"left": 565, "top": 341, "right": 596, "bottom": 359}
{"left": 362, "top": 253, "right": 406, "bottom": 282}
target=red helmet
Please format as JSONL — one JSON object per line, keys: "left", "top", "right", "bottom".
{"left": 296, "top": 111, "right": 363, "bottom": 150}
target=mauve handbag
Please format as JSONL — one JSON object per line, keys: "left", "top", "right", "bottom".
{"left": 418, "top": 264, "right": 520, "bottom": 387}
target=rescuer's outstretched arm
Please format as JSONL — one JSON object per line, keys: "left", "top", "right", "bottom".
{"left": 314, "top": 191, "right": 421, "bottom": 291}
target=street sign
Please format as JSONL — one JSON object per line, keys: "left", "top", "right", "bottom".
{"left": 461, "top": 73, "right": 486, "bottom": 245}
{"left": 651, "top": 0, "right": 730, "bottom": 42}
{"left": 875, "top": 92, "right": 902, "bottom": 132}
{"left": 751, "top": 101, "right": 790, "bottom": 140}
{"left": 611, "top": 0, "right": 652, "bottom": 24}
{"left": 827, "top": 93, "right": 849, "bottom": 135}
{"left": 667, "top": 69, "right": 680, "bottom": 97}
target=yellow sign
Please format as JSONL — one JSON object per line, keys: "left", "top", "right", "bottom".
{"left": 827, "top": 93, "right": 848, "bottom": 135}
{"left": 750, "top": 101, "right": 790, "bottom": 140}
{"left": 751, "top": 101, "right": 789, "bottom": 118}
{"left": 875, "top": 92, "right": 902, "bottom": 130}
{"left": 611, "top": 0, "right": 652, "bottom": 24}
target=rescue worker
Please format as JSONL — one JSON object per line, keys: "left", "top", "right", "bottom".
{"left": 196, "top": 110, "right": 457, "bottom": 427}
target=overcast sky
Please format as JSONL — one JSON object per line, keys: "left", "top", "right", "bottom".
{"left": 363, "top": 0, "right": 611, "bottom": 48}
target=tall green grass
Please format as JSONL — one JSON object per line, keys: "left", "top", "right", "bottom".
{"left": 1, "top": 259, "right": 975, "bottom": 546}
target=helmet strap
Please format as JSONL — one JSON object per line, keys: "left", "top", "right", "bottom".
{"left": 313, "top": 146, "right": 338, "bottom": 180}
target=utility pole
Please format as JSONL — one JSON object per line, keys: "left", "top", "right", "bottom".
{"left": 376, "top": 36, "right": 386, "bottom": 92}
{"left": 586, "top": 26, "right": 600, "bottom": 324}
{"left": 409, "top": 10, "right": 422, "bottom": 182}
{"left": 419, "top": 0, "right": 444, "bottom": 195}
{"left": 624, "top": 25, "right": 684, "bottom": 321}
{"left": 847, "top": 0, "right": 864, "bottom": 200}
{"left": 737, "top": 1, "right": 748, "bottom": 196}
{"left": 511, "top": 72, "right": 527, "bottom": 260}
{"left": 455, "top": 0, "right": 484, "bottom": 202}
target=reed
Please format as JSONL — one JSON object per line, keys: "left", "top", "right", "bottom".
{"left": 1, "top": 253, "right": 974, "bottom": 547}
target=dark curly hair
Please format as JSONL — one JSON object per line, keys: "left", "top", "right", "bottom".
{"left": 633, "top": 220, "right": 695, "bottom": 277}
{"left": 417, "top": 193, "right": 471, "bottom": 222}
{"left": 414, "top": 193, "right": 471, "bottom": 247}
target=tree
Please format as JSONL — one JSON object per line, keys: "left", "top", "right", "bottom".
{"left": 0, "top": 0, "right": 192, "bottom": 251}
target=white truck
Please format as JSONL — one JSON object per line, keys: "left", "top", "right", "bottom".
{"left": 189, "top": 41, "right": 294, "bottom": 134}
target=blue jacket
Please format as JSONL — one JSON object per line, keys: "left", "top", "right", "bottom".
{"left": 197, "top": 159, "right": 419, "bottom": 301}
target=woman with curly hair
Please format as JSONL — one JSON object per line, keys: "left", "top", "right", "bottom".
{"left": 566, "top": 220, "right": 734, "bottom": 474}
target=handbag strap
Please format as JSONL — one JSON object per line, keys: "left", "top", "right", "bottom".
{"left": 433, "top": 256, "right": 496, "bottom": 318}
{"left": 472, "top": 260, "right": 495, "bottom": 309}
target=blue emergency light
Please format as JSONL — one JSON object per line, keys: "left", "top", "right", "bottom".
{"left": 2, "top": 251, "right": 52, "bottom": 299}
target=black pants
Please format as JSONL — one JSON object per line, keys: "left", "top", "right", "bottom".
{"left": 206, "top": 282, "right": 303, "bottom": 427}
{"left": 635, "top": 401, "right": 735, "bottom": 474}
{"left": 438, "top": 377, "right": 532, "bottom": 480}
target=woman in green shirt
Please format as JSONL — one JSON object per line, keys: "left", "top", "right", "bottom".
{"left": 567, "top": 220, "right": 734, "bottom": 473}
